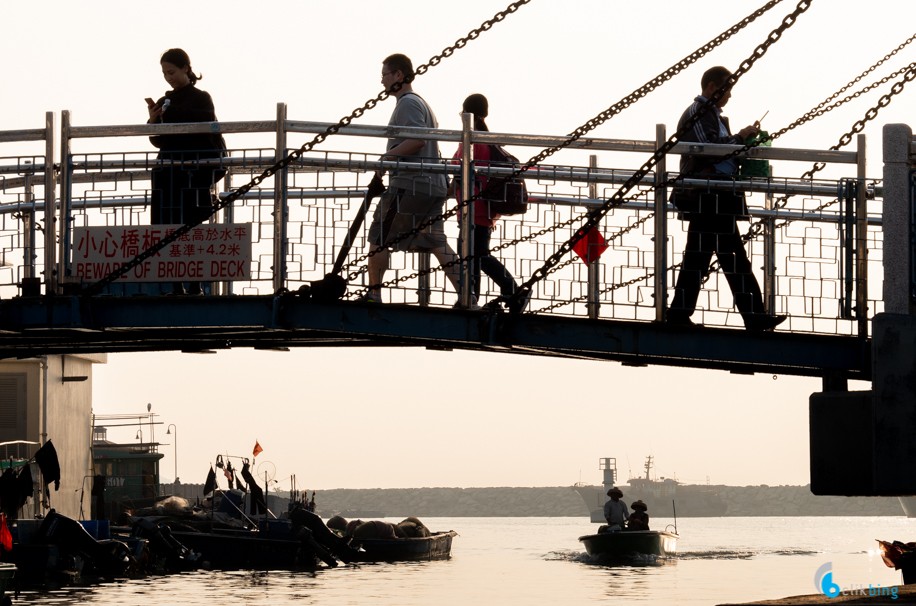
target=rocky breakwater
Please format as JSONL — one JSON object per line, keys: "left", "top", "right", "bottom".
{"left": 164, "top": 484, "right": 907, "bottom": 517}
{"left": 717, "top": 485, "right": 902, "bottom": 516}
{"left": 315, "top": 487, "right": 586, "bottom": 518}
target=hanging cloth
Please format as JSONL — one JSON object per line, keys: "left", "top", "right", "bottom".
{"left": 203, "top": 466, "right": 217, "bottom": 496}
{"left": 34, "top": 440, "right": 61, "bottom": 491}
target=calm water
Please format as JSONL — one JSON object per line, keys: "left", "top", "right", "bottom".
{"left": 11, "top": 516, "right": 911, "bottom": 605}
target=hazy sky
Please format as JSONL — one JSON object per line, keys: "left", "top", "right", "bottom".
{"left": 3, "top": 1, "right": 912, "bottom": 491}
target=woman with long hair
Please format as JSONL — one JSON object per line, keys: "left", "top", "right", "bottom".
{"left": 146, "top": 48, "right": 226, "bottom": 294}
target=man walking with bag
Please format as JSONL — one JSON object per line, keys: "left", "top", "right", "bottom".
{"left": 361, "top": 53, "right": 466, "bottom": 306}
{"left": 667, "top": 65, "right": 786, "bottom": 331}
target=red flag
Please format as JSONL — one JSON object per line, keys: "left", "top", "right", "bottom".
{"left": 0, "top": 514, "right": 12, "bottom": 552}
{"left": 572, "top": 227, "right": 608, "bottom": 264}
{"left": 252, "top": 441, "right": 263, "bottom": 458}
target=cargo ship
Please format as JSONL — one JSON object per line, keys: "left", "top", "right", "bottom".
{"left": 572, "top": 456, "right": 728, "bottom": 521}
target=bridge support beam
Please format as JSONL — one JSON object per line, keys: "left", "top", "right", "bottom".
{"left": 811, "top": 314, "right": 916, "bottom": 495}
{"left": 810, "top": 123, "right": 915, "bottom": 496}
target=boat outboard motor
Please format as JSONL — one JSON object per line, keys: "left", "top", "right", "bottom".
{"left": 132, "top": 517, "right": 201, "bottom": 571}
{"left": 289, "top": 505, "right": 361, "bottom": 564}
{"left": 39, "top": 510, "right": 133, "bottom": 577}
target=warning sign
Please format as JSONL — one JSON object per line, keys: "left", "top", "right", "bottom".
{"left": 72, "top": 224, "right": 252, "bottom": 282}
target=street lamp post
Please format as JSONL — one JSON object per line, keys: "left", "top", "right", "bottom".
{"left": 166, "top": 424, "right": 177, "bottom": 489}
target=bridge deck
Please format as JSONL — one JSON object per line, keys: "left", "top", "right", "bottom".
{"left": 0, "top": 295, "right": 871, "bottom": 379}
{"left": 0, "top": 110, "right": 905, "bottom": 380}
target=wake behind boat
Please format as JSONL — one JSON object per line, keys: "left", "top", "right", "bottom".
{"left": 579, "top": 528, "right": 679, "bottom": 561}
{"left": 578, "top": 474, "right": 679, "bottom": 562}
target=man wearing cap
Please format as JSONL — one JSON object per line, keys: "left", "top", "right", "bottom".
{"left": 603, "top": 487, "right": 630, "bottom": 531}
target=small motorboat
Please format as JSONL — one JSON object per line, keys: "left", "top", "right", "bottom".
{"left": 578, "top": 528, "right": 679, "bottom": 560}
{"left": 353, "top": 530, "right": 458, "bottom": 562}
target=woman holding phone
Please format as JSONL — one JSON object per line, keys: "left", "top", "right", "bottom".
{"left": 146, "top": 48, "right": 226, "bottom": 294}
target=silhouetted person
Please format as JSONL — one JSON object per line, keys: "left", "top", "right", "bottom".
{"left": 361, "top": 53, "right": 465, "bottom": 305}
{"left": 450, "top": 93, "right": 524, "bottom": 309}
{"left": 147, "top": 48, "right": 227, "bottom": 295}
{"left": 603, "top": 487, "right": 629, "bottom": 531}
{"left": 667, "top": 65, "right": 786, "bottom": 331}
{"left": 627, "top": 500, "right": 650, "bottom": 531}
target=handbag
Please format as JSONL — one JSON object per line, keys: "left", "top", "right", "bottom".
{"left": 482, "top": 145, "right": 529, "bottom": 216}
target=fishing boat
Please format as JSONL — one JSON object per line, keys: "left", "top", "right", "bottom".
{"left": 132, "top": 492, "right": 359, "bottom": 571}
{"left": 578, "top": 528, "right": 679, "bottom": 560}
{"left": 353, "top": 530, "right": 458, "bottom": 562}
{"left": 12, "top": 510, "right": 136, "bottom": 588}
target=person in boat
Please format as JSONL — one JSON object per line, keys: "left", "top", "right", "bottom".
{"left": 361, "top": 53, "right": 465, "bottom": 305}
{"left": 627, "top": 500, "right": 650, "bottom": 531}
{"left": 603, "top": 487, "right": 630, "bottom": 531}
{"left": 146, "top": 47, "right": 227, "bottom": 295}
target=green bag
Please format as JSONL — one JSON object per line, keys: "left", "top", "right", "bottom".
{"left": 739, "top": 130, "right": 771, "bottom": 178}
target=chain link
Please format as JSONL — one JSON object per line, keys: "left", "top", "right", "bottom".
{"left": 739, "top": 61, "right": 916, "bottom": 242}
{"left": 354, "top": 0, "right": 787, "bottom": 292}
{"left": 804, "top": 33, "right": 915, "bottom": 116}
{"left": 83, "top": 0, "right": 533, "bottom": 296}
{"left": 506, "top": 0, "right": 813, "bottom": 312}
{"left": 547, "top": 58, "right": 916, "bottom": 310}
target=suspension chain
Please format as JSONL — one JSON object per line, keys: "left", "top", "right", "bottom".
{"left": 802, "top": 33, "right": 915, "bottom": 117}
{"left": 348, "top": 0, "right": 787, "bottom": 288}
{"left": 505, "top": 0, "right": 813, "bottom": 311}
{"left": 82, "top": 0, "right": 533, "bottom": 296}
{"left": 542, "top": 59, "right": 916, "bottom": 310}
{"left": 744, "top": 60, "right": 916, "bottom": 239}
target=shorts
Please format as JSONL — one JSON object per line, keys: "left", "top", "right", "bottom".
{"left": 368, "top": 188, "right": 449, "bottom": 252}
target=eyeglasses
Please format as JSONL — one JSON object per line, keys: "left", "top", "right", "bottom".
{"left": 381, "top": 70, "right": 397, "bottom": 78}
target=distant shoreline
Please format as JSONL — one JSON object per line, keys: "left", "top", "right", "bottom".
{"left": 162, "top": 484, "right": 907, "bottom": 518}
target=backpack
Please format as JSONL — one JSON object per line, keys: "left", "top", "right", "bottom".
{"left": 481, "top": 145, "right": 529, "bottom": 216}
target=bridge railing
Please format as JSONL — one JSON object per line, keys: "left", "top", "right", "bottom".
{"left": 0, "top": 104, "right": 882, "bottom": 336}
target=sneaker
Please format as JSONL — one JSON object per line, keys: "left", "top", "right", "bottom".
{"left": 355, "top": 292, "right": 382, "bottom": 304}
{"left": 453, "top": 298, "right": 480, "bottom": 311}
{"left": 744, "top": 314, "right": 787, "bottom": 331}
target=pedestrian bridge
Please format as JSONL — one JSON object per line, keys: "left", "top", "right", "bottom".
{"left": 0, "top": 108, "right": 912, "bottom": 383}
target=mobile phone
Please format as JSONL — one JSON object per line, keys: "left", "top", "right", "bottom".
{"left": 145, "top": 97, "right": 155, "bottom": 107}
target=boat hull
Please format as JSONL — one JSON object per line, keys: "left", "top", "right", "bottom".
{"left": 171, "top": 529, "right": 315, "bottom": 571}
{"left": 0, "top": 562, "right": 14, "bottom": 600}
{"left": 578, "top": 530, "right": 678, "bottom": 559}
{"left": 354, "top": 530, "right": 457, "bottom": 562}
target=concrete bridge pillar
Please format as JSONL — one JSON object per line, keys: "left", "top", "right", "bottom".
{"left": 811, "top": 124, "right": 916, "bottom": 496}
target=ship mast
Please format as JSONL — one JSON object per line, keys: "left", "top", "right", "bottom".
{"left": 600, "top": 457, "right": 617, "bottom": 496}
